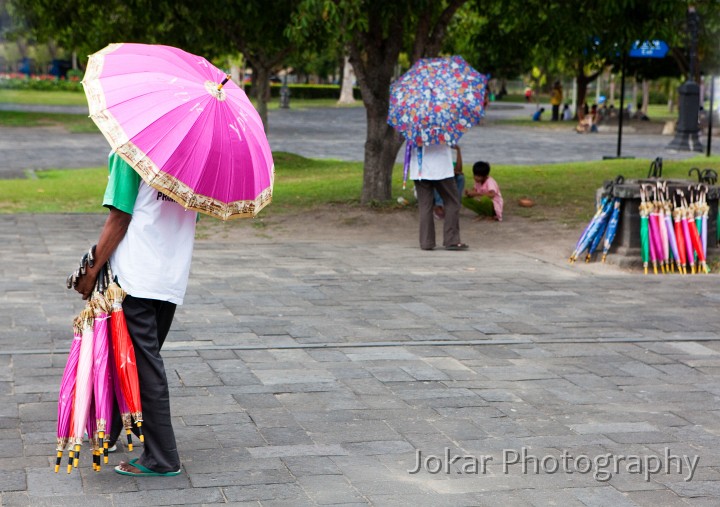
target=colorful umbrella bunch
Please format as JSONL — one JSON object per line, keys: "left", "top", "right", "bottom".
{"left": 569, "top": 195, "right": 623, "bottom": 264}
{"left": 640, "top": 182, "right": 710, "bottom": 275}
{"left": 56, "top": 259, "right": 144, "bottom": 473}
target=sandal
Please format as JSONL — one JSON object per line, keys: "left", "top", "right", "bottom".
{"left": 445, "top": 243, "right": 469, "bottom": 250}
{"left": 115, "top": 458, "right": 181, "bottom": 477}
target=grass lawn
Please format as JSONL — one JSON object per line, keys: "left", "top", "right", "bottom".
{"left": 0, "top": 110, "right": 97, "bottom": 132}
{"left": 0, "top": 89, "right": 360, "bottom": 111}
{"left": 2, "top": 152, "right": 719, "bottom": 227}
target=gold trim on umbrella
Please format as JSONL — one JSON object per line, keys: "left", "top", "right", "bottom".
{"left": 82, "top": 44, "right": 273, "bottom": 221}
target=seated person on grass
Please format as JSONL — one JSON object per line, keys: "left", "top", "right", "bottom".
{"left": 463, "top": 161, "right": 503, "bottom": 222}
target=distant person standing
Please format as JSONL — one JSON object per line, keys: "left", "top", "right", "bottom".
{"left": 524, "top": 86, "right": 533, "bottom": 102}
{"left": 562, "top": 103, "right": 572, "bottom": 121}
{"left": 550, "top": 81, "right": 563, "bottom": 121}
{"left": 410, "top": 144, "right": 468, "bottom": 251}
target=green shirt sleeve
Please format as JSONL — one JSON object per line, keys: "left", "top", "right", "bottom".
{"left": 102, "top": 153, "right": 141, "bottom": 214}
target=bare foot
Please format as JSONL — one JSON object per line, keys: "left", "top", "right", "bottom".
{"left": 116, "top": 461, "right": 143, "bottom": 473}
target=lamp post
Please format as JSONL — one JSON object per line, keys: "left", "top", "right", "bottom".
{"left": 668, "top": 6, "right": 703, "bottom": 152}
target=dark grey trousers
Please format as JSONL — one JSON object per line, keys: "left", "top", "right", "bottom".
{"left": 414, "top": 177, "right": 461, "bottom": 250}
{"left": 109, "top": 294, "right": 180, "bottom": 473}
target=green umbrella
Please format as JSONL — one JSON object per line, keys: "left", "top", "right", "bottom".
{"left": 640, "top": 213, "right": 650, "bottom": 275}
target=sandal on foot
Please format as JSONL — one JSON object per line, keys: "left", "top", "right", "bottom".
{"left": 115, "top": 458, "right": 181, "bottom": 477}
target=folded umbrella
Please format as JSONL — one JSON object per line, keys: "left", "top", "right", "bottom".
{"left": 570, "top": 197, "right": 612, "bottom": 263}
{"left": 69, "top": 305, "right": 94, "bottom": 472}
{"left": 91, "top": 292, "right": 112, "bottom": 467}
{"left": 663, "top": 204, "right": 680, "bottom": 274}
{"left": 106, "top": 282, "right": 144, "bottom": 443}
{"left": 54, "top": 317, "right": 82, "bottom": 472}
{"left": 601, "top": 199, "right": 622, "bottom": 263}
{"left": 673, "top": 206, "right": 687, "bottom": 274}
{"left": 108, "top": 332, "right": 135, "bottom": 454}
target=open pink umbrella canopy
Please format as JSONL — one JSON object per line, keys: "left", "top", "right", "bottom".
{"left": 82, "top": 43, "right": 274, "bottom": 220}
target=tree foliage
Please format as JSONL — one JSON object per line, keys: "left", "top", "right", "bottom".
{"left": 291, "top": 0, "right": 468, "bottom": 203}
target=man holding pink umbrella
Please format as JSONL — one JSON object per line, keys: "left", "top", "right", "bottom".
{"left": 73, "top": 151, "right": 195, "bottom": 477}
{"left": 68, "top": 42, "right": 274, "bottom": 477}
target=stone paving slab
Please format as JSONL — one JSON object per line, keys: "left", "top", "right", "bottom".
{"left": 2, "top": 214, "right": 720, "bottom": 505}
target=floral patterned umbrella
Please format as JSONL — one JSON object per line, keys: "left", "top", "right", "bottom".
{"left": 388, "top": 55, "right": 488, "bottom": 147}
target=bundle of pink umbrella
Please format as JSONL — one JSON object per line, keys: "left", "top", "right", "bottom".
{"left": 56, "top": 262, "right": 143, "bottom": 473}
{"left": 640, "top": 183, "right": 710, "bottom": 275}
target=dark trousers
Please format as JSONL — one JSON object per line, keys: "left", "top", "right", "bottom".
{"left": 551, "top": 104, "right": 560, "bottom": 121}
{"left": 108, "top": 294, "right": 180, "bottom": 472}
{"left": 415, "top": 177, "right": 461, "bottom": 250}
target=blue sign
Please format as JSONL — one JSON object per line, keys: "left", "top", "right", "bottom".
{"left": 629, "top": 40, "right": 669, "bottom": 59}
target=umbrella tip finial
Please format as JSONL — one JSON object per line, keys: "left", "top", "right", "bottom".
{"left": 217, "top": 74, "right": 231, "bottom": 91}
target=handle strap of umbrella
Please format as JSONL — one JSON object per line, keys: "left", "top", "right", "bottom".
{"left": 66, "top": 245, "right": 96, "bottom": 290}
{"left": 402, "top": 143, "right": 412, "bottom": 190}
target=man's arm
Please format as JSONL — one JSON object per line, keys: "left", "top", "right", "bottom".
{"left": 453, "top": 145, "right": 463, "bottom": 174}
{"left": 74, "top": 207, "right": 132, "bottom": 300}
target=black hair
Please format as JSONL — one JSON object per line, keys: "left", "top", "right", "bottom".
{"left": 473, "top": 161, "right": 490, "bottom": 177}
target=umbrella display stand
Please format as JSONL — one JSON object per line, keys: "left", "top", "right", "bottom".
{"left": 571, "top": 160, "right": 719, "bottom": 272}
{"left": 605, "top": 179, "right": 719, "bottom": 269}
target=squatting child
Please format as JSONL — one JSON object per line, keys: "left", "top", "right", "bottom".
{"left": 463, "top": 161, "right": 503, "bottom": 222}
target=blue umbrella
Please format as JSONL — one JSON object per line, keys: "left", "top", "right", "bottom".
{"left": 601, "top": 199, "right": 622, "bottom": 262}
{"left": 570, "top": 197, "right": 611, "bottom": 263}
{"left": 586, "top": 210, "right": 611, "bottom": 262}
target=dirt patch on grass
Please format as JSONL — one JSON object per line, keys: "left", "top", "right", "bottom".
{"left": 197, "top": 203, "right": 629, "bottom": 274}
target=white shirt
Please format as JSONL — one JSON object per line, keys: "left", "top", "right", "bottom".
{"left": 110, "top": 183, "right": 197, "bottom": 305}
{"left": 409, "top": 144, "right": 453, "bottom": 181}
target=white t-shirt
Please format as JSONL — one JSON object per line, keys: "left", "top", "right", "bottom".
{"left": 110, "top": 182, "right": 197, "bottom": 305}
{"left": 409, "top": 144, "right": 453, "bottom": 181}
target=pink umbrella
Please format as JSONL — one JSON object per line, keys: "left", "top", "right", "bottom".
{"left": 69, "top": 305, "right": 94, "bottom": 472}
{"left": 82, "top": 43, "right": 274, "bottom": 220}
{"left": 91, "top": 293, "right": 112, "bottom": 466}
{"left": 54, "top": 318, "right": 82, "bottom": 473}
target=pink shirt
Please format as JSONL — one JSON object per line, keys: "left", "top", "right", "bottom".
{"left": 474, "top": 176, "right": 504, "bottom": 221}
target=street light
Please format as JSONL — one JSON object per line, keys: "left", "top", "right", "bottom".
{"left": 667, "top": 6, "right": 703, "bottom": 152}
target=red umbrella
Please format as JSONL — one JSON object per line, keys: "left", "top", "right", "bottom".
{"left": 108, "top": 332, "right": 135, "bottom": 454}
{"left": 91, "top": 293, "right": 112, "bottom": 468}
{"left": 69, "top": 305, "right": 94, "bottom": 473}
{"left": 54, "top": 318, "right": 82, "bottom": 472}
{"left": 107, "top": 282, "right": 144, "bottom": 443}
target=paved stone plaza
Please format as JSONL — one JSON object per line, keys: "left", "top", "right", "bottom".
{"left": 2, "top": 211, "right": 720, "bottom": 506}
{"left": 1, "top": 101, "right": 719, "bottom": 505}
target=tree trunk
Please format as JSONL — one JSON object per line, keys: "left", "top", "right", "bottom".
{"left": 609, "top": 74, "right": 615, "bottom": 106}
{"left": 337, "top": 56, "right": 356, "bottom": 105}
{"left": 251, "top": 65, "right": 271, "bottom": 130}
{"left": 641, "top": 79, "right": 650, "bottom": 115}
{"left": 576, "top": 72, "right": 589, "bottom": 117}
{"left": 362, "top": 105, "right": 403, "bottom": 203}
{"left": 632, "top": 77, "right": 638, "bottom": 113}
